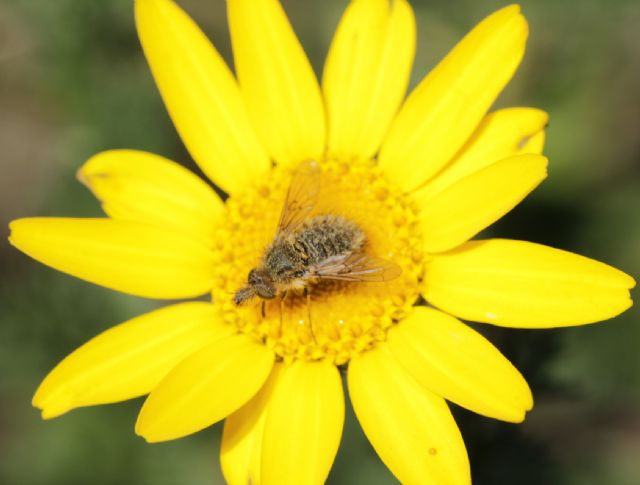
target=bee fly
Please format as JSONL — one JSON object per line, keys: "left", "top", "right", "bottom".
{"left": 234, "top": 160, "right": 401, "bottom": 328}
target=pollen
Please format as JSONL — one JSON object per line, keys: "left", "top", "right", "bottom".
{"left": 211, "top": 160, "right": 424, "bottom": 365}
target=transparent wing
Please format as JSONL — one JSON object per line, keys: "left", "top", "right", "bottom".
{"left": 277, "top": 160, "right": 321, "bottom": 235}
{"left": 311, "top": 253, "right": 402, "bottom": 283}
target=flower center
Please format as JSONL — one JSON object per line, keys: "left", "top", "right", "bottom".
{"left": 211, "top": 160, "right": 424, "bottom": 364}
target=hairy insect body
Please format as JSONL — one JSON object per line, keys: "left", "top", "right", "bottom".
{"left": 265, "top": 215, "right": 365, "bottom": 288}
{"left": 233, "top": 160, "right": 400, "bottom": 306}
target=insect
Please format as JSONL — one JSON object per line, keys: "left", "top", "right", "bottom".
{"left": 233, "top": 160, "right": 401, "bottom": 312}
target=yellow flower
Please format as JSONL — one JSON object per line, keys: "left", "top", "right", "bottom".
{"left": 8, "top": 0, "right": 634, "bottom": 484}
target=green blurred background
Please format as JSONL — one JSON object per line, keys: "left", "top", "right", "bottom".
{"left": 1, "top": 0, "right": 638, "bottom": 483}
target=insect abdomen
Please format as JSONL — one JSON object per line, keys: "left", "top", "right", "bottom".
{"left": 293, "top": 215, "right": 365, "bottom": 264}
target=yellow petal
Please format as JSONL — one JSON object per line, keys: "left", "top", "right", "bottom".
{"left": 79, "top": 150, "right": 224, "bottom": 245}
{"left": 228, "top": 0, "right": 325, "bottom": 166}
{"left": 323, "top": 0, "right": 415, "bottom": 161}
{"left": 136, "top": 334, "right": 274, "bottom": 442}
{"left": 419, "top": 154, "right": 548, "bottom": 253}
{"left": 415, "top": 107, "right": 548, "bottom": 203}
{"left": 135, "top": 0, "right": 270, "bottom": 194}
{"left": 348, "top": 344, "right": 470, "bottom": 485}
{"left": 220, "top": 364, "right": 283, "bottom": 485}
{"left": 387, "top": 307, "right": 532, "bottom": 423}
{"left": 379, "top": 5, "right": 528, "bottom": 191}
{"left": 33, "top": 302, "right": 232, "bottom": 419}
{"left": 8, "top": 218, "right": 213, "bottom": 299}
{"left": 424, "top": 239, "right": 636, "bottom": 327}
{"left": 261, "top": 360, "right": 344, "bottom": 485}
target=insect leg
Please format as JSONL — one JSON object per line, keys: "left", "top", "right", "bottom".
{"left": 278, "top": 290, "right": 288, "bottom": 338}
{"left": 261, "top": 299, "right": 266, "bottom": 319}
{"left": 304, "top": 287, "right": 317, "bottom": 344}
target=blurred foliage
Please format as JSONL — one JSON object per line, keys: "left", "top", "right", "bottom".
{"left": 1, "top": 0, "right": 638, "bottom": 484}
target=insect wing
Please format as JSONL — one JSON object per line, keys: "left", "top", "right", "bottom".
{"left": 277, "top": 160, "right": 321, "bottom": 234}
{"left": 312, "top": 253, "right": 402, "bottom": 282}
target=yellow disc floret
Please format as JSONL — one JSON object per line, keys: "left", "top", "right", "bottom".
{"left": 212, "top": 160, "right": 424, "bottom": 365}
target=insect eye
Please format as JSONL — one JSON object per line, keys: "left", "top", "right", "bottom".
{"left": 248, "top": 269, "right": 257, "bottom": 283}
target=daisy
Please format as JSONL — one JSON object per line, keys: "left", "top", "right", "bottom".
{"left": 8, "top": 0, "right": 634, "bottom": 484}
